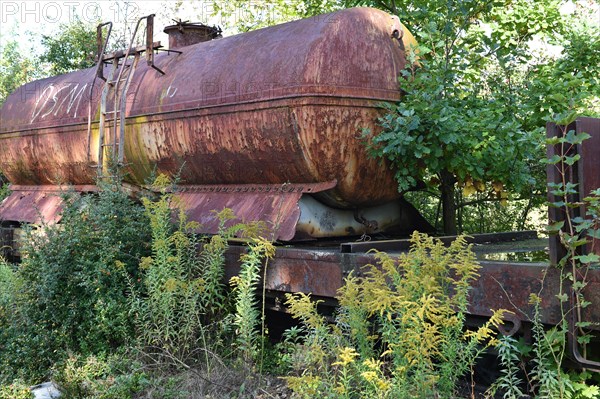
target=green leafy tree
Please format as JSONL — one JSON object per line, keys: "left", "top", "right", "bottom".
{"left": 39, "top": 18, "right": 98, "bottom": 75}
{"left": 0, "top": 40, "right": 38, "bottom": 106}
{"left": 212, "top": 0, "right": 343, "bottom": 32}
{"left": 1, "top": 19, "right": 98, "bottom": 105}
{"left": 526, "top": 10, "right": 600, "bottom": 126}
{"left": 360, "top": 0, "right": 586, "bottom": 235}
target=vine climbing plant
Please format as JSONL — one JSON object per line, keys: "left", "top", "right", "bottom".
{"left": 545, "top": 118, "right": 600, "bottom": 370}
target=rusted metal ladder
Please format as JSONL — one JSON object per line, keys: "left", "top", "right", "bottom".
{"left": 87, "top": 14, "right": 164, "bottom": 179}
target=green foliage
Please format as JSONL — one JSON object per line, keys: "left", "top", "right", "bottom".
{"left": 488, "top": 292, "right": 600, "bottom": 399}
{"left": 0, "top": 183, "right": 8, "bottom": 203}
{"left": 526, "top": 8, "right": 600, "bottom": 125}
{"left": 487, "top": 114, "right": 600, "bottom": 399}
{"left": 0, "top": 257, "right": 20, "bottom": 313}
{"left": 405, "top": 176, "right": 545, "bottom": 234}
{"left": 134, "top": 181, "right": 206, "bottom": 361}
{"left": 486, "top": 335, "right": 525, "bottom": 399}
{"left": 213, "top": 0, "right": 342, "bottom": 32}
{"left": 357, "top": 0, "right": 599, "bottom": 235}
{"left": 0, "top": 40, "right": 38, "bottom": 106}
{"left": 0, "top": 380, "right": 33, "bottom": 399}
{"left": 283, "top": 232, "right": 505, "bottom": 398}
{"left": 231, "top": 239, "right": 275, "bottom": 363}
{"left": 0, "top": 261, "right": 32, "bottom": 397}
{"left": 52, "top": 353, "right": 148, "bottom": 399}
{"left": 133, "top": 176, "right": 228, "bottom": 364}
{"left": 362, "top": 0, "right": 558, "bottom": 234}
{"left": 529, "top": 294, "right": 572, "bottom": 398}
{"left": 39, "top": 18, "right": 98, "bottom": 75}
{"left": 133, "top": 174, "right": 273, "bottom": 370}
{"left": 0, "top": 183, "right": 151, "bottom": 383}
{"left": 535, "top": 116, "right": 600, "bottom": 398}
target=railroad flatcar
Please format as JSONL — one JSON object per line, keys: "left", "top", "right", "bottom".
{"left": 1, "top": 7, "right": 600, "bottom": 370}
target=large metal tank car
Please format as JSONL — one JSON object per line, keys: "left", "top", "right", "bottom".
{"left": 0, "top": 7, "right": 432, "bottom": 240}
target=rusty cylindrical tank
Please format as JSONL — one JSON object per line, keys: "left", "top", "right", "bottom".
{"left": 0, "top": 7, "right": 416, "bottom": 209}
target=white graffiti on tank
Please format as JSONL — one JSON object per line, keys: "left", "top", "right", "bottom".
{"left": 31, "top": 83, "right": 88, "bottom": 123}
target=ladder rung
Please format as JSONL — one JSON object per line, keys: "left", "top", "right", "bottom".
{"left": 103, "top": 110, "right": 120, "bottom": 114}
{"left": 101, "top": 42, "right": 162, "bottom": 62}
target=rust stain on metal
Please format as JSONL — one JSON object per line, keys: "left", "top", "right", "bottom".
{"left": 225, "top": 244, "right": 600, "bottom": 331}
{"left": 0, "top": 185, "right": 97, "bottom": 224}
{"left": 176, "top": 182, "right": 336, "bottom": 241}
{"left": 163, "top": 21, "right": 221, "bottom": 49}
{"left": 224, "top": 246, "right": 344, "bottom": 298}
{"left": 577, "top": 117, "right": 600, "bottom": 256}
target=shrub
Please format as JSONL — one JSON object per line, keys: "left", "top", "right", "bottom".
{"left": 0, "top": 379, "right": 32, "bottom": 399}
{"left": 0, "top": 183, "right": 151, "bottom": 383}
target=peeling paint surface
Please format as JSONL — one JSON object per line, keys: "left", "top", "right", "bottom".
{"left": 0, "top": 185, "right": 96, "bottom": 224}
{"left": 176, "top": 181, "right": 336, "bottom": 241}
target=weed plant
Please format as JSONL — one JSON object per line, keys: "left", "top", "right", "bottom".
{"left": 231, "top": 238, "right": 275, "bottom": 364}
{"left": 0, "top": 379, "right": 32, "bottom": 399}
{"left": 131, "top": 175, "right": 273, "bottom": 374}
{"left": 52, "top": 353, "right": 148, "bottom": 399}
{"left": 487, "top": 119, "right": 600, "bottom": 399}
{"left": 283, "top": 232, "right": 506, "bottom": 398}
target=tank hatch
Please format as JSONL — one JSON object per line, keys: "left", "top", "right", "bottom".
{"left": 163, "top": 20, "right": 222, "bottom": 49}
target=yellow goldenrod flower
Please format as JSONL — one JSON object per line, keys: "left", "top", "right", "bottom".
{"left": 361, "top": 370, "right": 378, "bottom": 382}
{"left": 164, "top": 278, "right": 178, "bottom": 292}
{"left": 333, "top": 347, "right": 359, "bottom": 367}
{"left": 139, "top": 257, "right": 152, "bottom": 270}
{"left": 334, "top": 383, "right": 347, "bottom": 395}
{"left": 363, "top": 358, "right": 382, "bottom": 370}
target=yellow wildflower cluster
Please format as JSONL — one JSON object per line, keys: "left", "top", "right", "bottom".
{"left": 284, "top": 292, "right": 326, "bottom": 330}
{"left": 284, "top": 375, "right": 321, "bottom": 397}
{"left": 139, "top": 256, "right": 152, "bottom": 271}
{"left": 361, "top": 358, "right": 391, "bottom": 392}
{"left": 332, "top": 347, "right": 359, "bottom": 367}
{"left": 164, "top": 277, "right": 179, "bottom": 292}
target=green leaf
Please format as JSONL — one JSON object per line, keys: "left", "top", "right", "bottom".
{"left": 569, "top": 238, "right": 589, "bottom": 248}
{"left": 549, "top": 201, "right": 566, "bottom": 208}
{"left": 575, "top": 254, "right": 600, "bottom": 264}
{"left": 577, "top": 334, "right": 592, "bottom": 345}
{"left": 579, "top": 385, "right": 599, "bottom": 399}
{"left": 556, "top": 293, "right": 568, "bottom": 302}
{"left": 546, "top": 220, "right": 565, "bottom": 233}
{"left": 565, "top": 131, "right": 591, "bottom": 145}
{"left": 544, "top": 154, "right": 562, "bottom": 165}
{"left": 587, "top": 229, "right": 600, "bottom": 240}
{"left": 563, "top": 154, "right": 581, "bottom": 166}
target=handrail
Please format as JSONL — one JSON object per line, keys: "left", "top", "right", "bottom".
{"left": 86, "top": 22, "right": 112, "bottom": 162}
